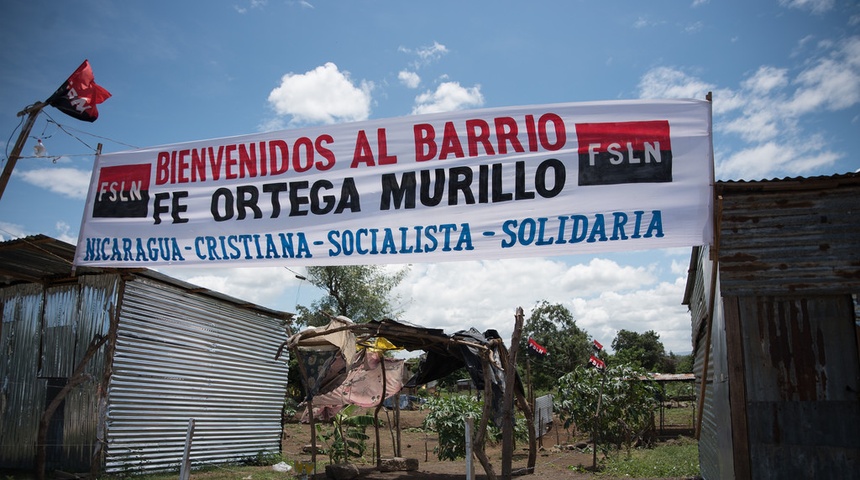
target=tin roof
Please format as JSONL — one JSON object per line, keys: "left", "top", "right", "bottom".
{"left": 0, "top": 234, "right": 292, "bottom": 319}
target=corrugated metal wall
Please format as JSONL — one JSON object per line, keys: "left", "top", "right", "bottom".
{"left": 699, "top": 175, "right": 860, "bottom": 478}
{"left": 0, "top": 275, "right": 119, "bottom": 471}
{"left": 1, "top": 283, "right": 45, "bottom": 469}
{"left": 738, "top": 294, "right": 859, "bottom": 479}
{"left": 687, "top": 246, "right": 735, "bottom": 480}
{"left": 104, "top": 276, "right": 288, "bottom": 474}
{"left": 718, "top": 177, "right": 860, "bottom": 296}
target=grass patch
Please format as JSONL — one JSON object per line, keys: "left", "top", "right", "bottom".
{"left": 600, "top": 436, "right": 699, "bottom": 478}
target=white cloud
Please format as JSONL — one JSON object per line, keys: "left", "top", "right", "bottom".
{"left": 778, "top": 0, "right": 834, "bottom": 14}
{"left": 684, "top": 21, "right": 704, "bottom": 34}
{"left": 417, "top": 41, "right": 448, "bottom": 61}
{"left": 742, "top": 66, "right": 789, "bottom": 94}
{"left": 718, "top": 139, "right": 840, "bottom": 180}
{"left": 0, "top": 221, "right": 28, "bottom": 241}
{"left": 54, "top": 221, "right": 77, "bottom": 244}
{"left": 268, "top": 62, "right": 373, "bottom": 125}
{"left": 389, "top": 255, "right": 694, "bottom": 354}
{"left": 411, "top": 81, "right": 484, "bottom": 115}
{"left": 159, "top": 266, "right": 304, "bottom": 309}
{"left": 639, "top": 36, "right": 859, "bottom": 180}
{"left": 398, "top": 70, "right": 421, "bottom": 89}
{"left": 18, "top": 167, "right": 91, "bottom": 199}
{"left": 638, "top": 66, "right": 717, "bottom": 100}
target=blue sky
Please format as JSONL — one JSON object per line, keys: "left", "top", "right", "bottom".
{"left": 1, "top": 0, "right": 858, "bottom": 355}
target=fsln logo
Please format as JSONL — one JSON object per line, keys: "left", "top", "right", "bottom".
{"left": 92, "top": 164, "right": 151, "bottom": 218}
{"left": 576, "top": 120, "right": 672, "bottom": 186}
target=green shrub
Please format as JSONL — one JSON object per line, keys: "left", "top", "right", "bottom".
{"left": 422, "top": 394, "right": 527, "bottom": 461}
{"left": 317, "top": 404, "right": 376, "bottom": 464}
{"left": 556, "top": 363, "right": 658, "bottom": 453}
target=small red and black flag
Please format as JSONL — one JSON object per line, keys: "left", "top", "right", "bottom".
{"left": 527, "top": 338, "right": 548, "bottom": 358}
{"left": 588, "top": 354, "right": 605, "bottom": 370}
{"left": 46, "top": 60, "right": 111, "bottom": 122}
{"left": 593, "top": 339, "right": 603, "bottom": 351}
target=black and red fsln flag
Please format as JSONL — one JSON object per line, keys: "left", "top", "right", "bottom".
{"left": 588, "top": 355, "right": 605, "bottom": 370}
{"left": 527, "top": 338, "right": 548, "bottom": 358}
{"left": 46, "top": 60, "right": 111, "bottom": 122}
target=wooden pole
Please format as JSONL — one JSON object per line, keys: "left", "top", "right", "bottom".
{"left": 473, "top": 351, "right": 497, "bottom": 480}
{"left": 501, "top": 307, "right": 524, "bottom": 479}
{"left": 179, "top": 418, "right": 196, "bottom": 480}
{"left": 592, "top": 368, "right": 606, "bottom": 470}
{"left": 290, "top": 346, "right": 317, "bottom": 473}
{"left": 696, "top": 195, "right": 723, "bottom": 439}
{"left": 695, "top": 91, "right": 720, "bottom": 440}
{"left": 0, "top": 102, "right": 46, "bottom": 202}
{"left": 374, "top": 352, "right": 387, "bottom": 467}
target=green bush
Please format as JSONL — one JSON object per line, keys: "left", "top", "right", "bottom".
{"left": 422, "top": 394, "right": 527, "bottom": 461}
{"left": 556, "top": 363, "right": 658, "bottom": 453}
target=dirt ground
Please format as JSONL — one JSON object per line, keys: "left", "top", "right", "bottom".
{"left": 281, "top": 408, "right": 697, "bottom": 480}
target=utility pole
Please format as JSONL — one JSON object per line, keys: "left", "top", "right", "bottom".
{"left": 0, "top": 102, "right": 46, "bottom": 202}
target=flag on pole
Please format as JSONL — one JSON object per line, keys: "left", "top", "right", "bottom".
{"left": 46, "top": 60, "right": 111, "bottom": 122}
{"left": 527, "top": 338, "right": 549, "bottom": 358}
{"left": 588, "top": 354, "right": 605, "bottom": 370}
{"left": 593, "top": 339, "right": 603, "bottom": 352}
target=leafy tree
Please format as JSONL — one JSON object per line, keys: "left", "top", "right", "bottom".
{"left": 611, "top": 329, "right": 666, "bottom": 372}
{"left": 517, "top": 301, "right": 592, "bottom": 392}
{"left": 296, "top": 265, "right": 409, "bottom": 327}
{"left": 674, "top": 352, "right": 694, "bottom": 374}
{"left": 556, "top": 364, "right": 658, "bottom": 454}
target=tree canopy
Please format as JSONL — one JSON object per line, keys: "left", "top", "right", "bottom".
{"left": 296, "top": 265, "right": 409, "bottom": 327}
{"left": 517, "top": 300, "right": 592, "bottom": 393}
{"left": 611, "top": 329, "right": 666, "bottom": 371}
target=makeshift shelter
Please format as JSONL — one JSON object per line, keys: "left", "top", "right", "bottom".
{"left": 0, "top": 235, "right": 292, "bottom": 475}
{"left": 284, "top": 316, "right": 536, "bottom": 479}
{"left": 683, "top": 174, "right": 860, "bottom": 479}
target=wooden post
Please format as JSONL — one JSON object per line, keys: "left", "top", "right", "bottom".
{"left": 0, "top": 102, "right": 45, "bottom": 202}
{"left": 465, "top": 417, "right": 475, "bottom": 480}
{"left": 473, "top": 351, "right": 497, "bottom": 480}
{"left": 502, "top": 307, "right": 524, "bottom": 479}
{"left": 290, "top": 346, "right": 317, "bottom": 474}
{"left": 374, "top": 352, "right": 387, "bottom": 468}
{"left": 394, "top": 391, "right": 401, "bottom": 456}
{"left": 179, "top": 418, "right": 195, "bottom": 480}
{"left": 592, "top": 368, "right": 606, "bottom": 470}
{"left": 498, "top": 341, "right": 537, "bottom": 474}
{"left": 696, "top": 195, "right": 723, "bottom": 438}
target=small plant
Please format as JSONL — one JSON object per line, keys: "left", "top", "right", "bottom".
{"left": 422, "top": 395, "right": 483, "bottom": 461}
{"left": 421, "top": 394, "right": 527, "bottom": 461}
{"left": 317, "top": 404, "right": 375, "bottom": 464}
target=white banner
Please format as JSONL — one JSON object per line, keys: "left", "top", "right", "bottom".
{"left": 74, "top": 99, "right": 713, "bottom": 267}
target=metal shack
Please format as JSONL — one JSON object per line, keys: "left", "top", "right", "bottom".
{"left": 683, "top": 173, "right": 860, "bottom": 479}
{"left": 0, "top": 235, "right": 292, "bottom": 474}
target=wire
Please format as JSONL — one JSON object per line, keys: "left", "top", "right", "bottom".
{"left": 42, "top": 111, "right": 96, "bottom": 151}
{"left": 3, "top": 114, "right": 26, "bottom": 164}
{"left": 49, "top": 119, "right": 140, "bottom": 149}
